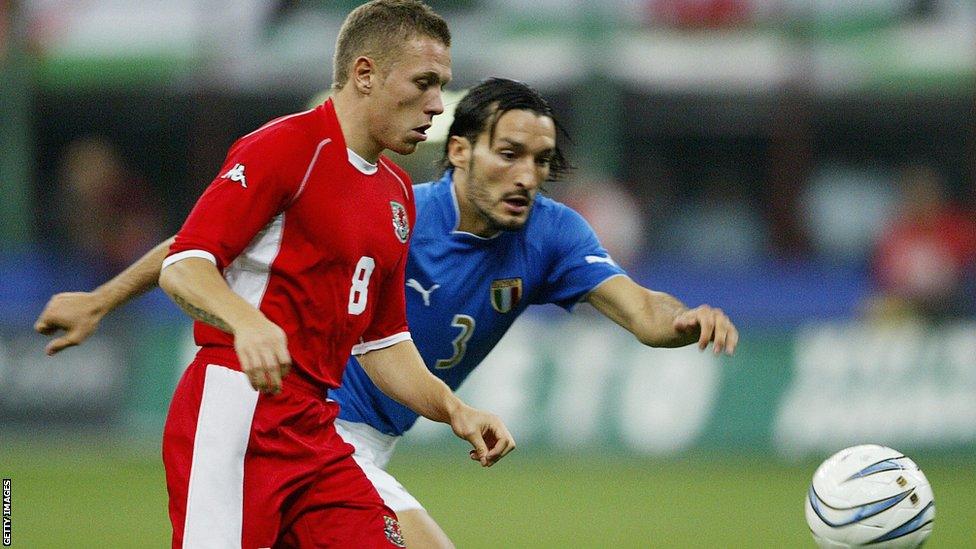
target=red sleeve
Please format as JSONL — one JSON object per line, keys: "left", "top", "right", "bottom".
{"left": 167, "top": 127, "right": 307, "bottom": 270}
{"left": 358, "top": 168, "right": 415, "bottom": 346}
{"left": 361, "top": 249, "right": 410, "bottom": 346}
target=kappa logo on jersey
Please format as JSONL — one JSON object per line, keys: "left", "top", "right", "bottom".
{"left": 490, "top": 278, "right": 522, "bottom": 313}
{"left": 406, "top": 278, "right": 440, "bottom": 306}
{"left": 221, "top": 163, "right": 247, "bottom": 188}
{"left": 585, "top": 254, "right": 618, "bottom": 267}
{"left": 390, "top": 201, "right": 410, "bottom": 243}
{"left": 383, "top": 516, "right": 406, "bottom": 548}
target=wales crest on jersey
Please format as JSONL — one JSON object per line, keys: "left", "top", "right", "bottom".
{"left": 383, "top": 516, "right": 406, "bottom": 547}
{"left": 490, "top": 278, "right": 522, "bottom": 313}
{"left": 390, "top": 201, "right": 410, "bottom": 243}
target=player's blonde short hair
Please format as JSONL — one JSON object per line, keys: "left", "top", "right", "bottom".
{"left": 332, "top": 0, "right": 451, "bottom": 90}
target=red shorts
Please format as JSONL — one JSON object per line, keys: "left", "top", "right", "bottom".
{"left": 162, "top": 348, "right": 405, "bottom": 548}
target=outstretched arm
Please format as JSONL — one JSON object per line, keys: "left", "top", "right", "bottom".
{"left": 357, "top": 341, "right": 516, "bottom": 467}
{"left": 586, "top": 276, "right": 738, "bottom": 355}
{"left": 35, "top": 236, "right": 175, "bottom": 355}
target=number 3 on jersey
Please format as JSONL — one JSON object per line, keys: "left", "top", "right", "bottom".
{"left": 348, "top": 256, "right": 375, "bottom": 315}
{"left": 435, "top": 314, "right": 476, "bottom": 369}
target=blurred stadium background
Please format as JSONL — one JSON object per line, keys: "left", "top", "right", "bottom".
{"left": 2, "top": 0, "right": 976, "bottom": 547}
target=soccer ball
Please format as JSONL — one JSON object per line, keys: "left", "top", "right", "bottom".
{"left": 805, "top": 444, "right": 935, "bottom": 548}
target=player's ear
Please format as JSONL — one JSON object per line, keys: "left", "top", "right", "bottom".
{"left": 352, "top": 56, "right": 377, "bottom": 95}
{"left": 447, "top": 136, "right": 471, "bottom": 169}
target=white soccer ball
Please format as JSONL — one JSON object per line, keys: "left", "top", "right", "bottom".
{"left": 805, "top": 444, "right": 935, "bottom": 548}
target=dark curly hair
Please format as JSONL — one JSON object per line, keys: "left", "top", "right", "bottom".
{"left": 440, "top": 77, "right": 572, "bottom": 181}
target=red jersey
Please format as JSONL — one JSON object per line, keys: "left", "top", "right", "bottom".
{"left": 164, "top": 99, "right": 415, "bottom": 389}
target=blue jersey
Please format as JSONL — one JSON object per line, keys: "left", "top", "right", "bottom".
{"left": 332, "top": 170, "right": 627, "bottom": 435}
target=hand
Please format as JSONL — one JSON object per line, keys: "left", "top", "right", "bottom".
{"left": 674, "top": 305, "right": 739, "bottom": 355}
{"left": 232, "top": 317, "right": 292, "bottom": 395}
{"left": 34, "top": 292, "right": 107, "bottom": 356}
{"left": 449, "top": 405, "right": 516, "bottom": 467}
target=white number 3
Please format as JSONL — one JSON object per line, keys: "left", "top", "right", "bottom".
{"left": 348, "top": 256, "right": 375, "bottom": 315}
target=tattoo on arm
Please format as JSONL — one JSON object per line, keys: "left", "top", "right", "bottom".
{"left": 173, "top": 294, "right": 233, "bottom": 333}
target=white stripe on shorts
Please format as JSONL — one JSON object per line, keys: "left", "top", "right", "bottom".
{"left": 334, "top": 419, "right": 424, "bottom": 512}
{"left": 183, "top": 364, "right": 259, "bottom": 548}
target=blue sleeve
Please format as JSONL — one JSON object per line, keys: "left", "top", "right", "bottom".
{"left": 535, "top": 204, "right": 627, "bottom": 310}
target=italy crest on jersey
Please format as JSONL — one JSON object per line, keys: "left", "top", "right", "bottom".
{"left": 490, "top": 278, "right": 522, "bottom": 313}
{"left": 390, "top": 201, "right": 409, "bottom": 243}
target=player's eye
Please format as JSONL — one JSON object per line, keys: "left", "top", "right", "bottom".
{"left": 536, "top": 156, "right": 552, "bottom": 167}
{"left": 498, "top": 150, "right": 517, "bottom": 161}
{"left": 416, "top": 79, "right": 430, "bottom": 90}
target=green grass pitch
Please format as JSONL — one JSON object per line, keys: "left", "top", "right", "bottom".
{"left": 3, "top": 438, "right": 974, "bottom": 547}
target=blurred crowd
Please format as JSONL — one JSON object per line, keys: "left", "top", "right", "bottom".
{"left": 49, "top": 136, "right": 166, "bottom": 279}
{"left": 865, "top": 164, "right": 976, "bottom": 320}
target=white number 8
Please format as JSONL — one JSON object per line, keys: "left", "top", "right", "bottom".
{"left": 348, "top": 256, "right": 375, "bottom": 315}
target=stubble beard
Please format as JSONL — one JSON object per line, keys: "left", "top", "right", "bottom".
{"left": 466, "top": 158, "right": 531, "bottom": 234}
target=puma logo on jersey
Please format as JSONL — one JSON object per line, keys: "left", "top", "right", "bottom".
{"left": 221, "top": 163, "right": 247, "bottom": 188}
{"left": 585, "top": 254, "right": 618, "bottom": 267}
{"left": 406, "top": 278, "right": 440, "bottom": 306}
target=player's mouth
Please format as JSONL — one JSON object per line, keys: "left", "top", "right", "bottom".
{"left": 501, "top": 194, "right": 531, "bottom": 215}
{"left": 410, "top": 124, "right": 431, "bottom": 141}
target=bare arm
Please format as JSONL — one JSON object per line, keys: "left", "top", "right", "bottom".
{"left": 93, "top": 236, "right": 175, "bottom": 310}
{"left": 586, "top": 275, "right": 738, "bottom": 355}
{"left": 357, "top": 341, "right": 516, "bottom": 466}
{"left": 35, "top": 236, "right": 175, "bottom": 355}
{"left": 159, "top": 256, "right": 292, "bottom": 394}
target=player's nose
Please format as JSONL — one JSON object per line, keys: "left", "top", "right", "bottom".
{"left": 426, "top": 89, "right": 445, "bottom": 116}
{"left": 513, "top": 160, "right": 542, "bottom": 190}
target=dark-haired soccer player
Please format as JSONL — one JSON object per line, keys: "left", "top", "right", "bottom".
{"left": 37, "top": 77, "right": 736, "bottom": 548}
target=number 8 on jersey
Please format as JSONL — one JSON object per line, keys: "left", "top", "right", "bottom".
{"left": 348, "top": 256, "right": 375, "bottom": 315}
